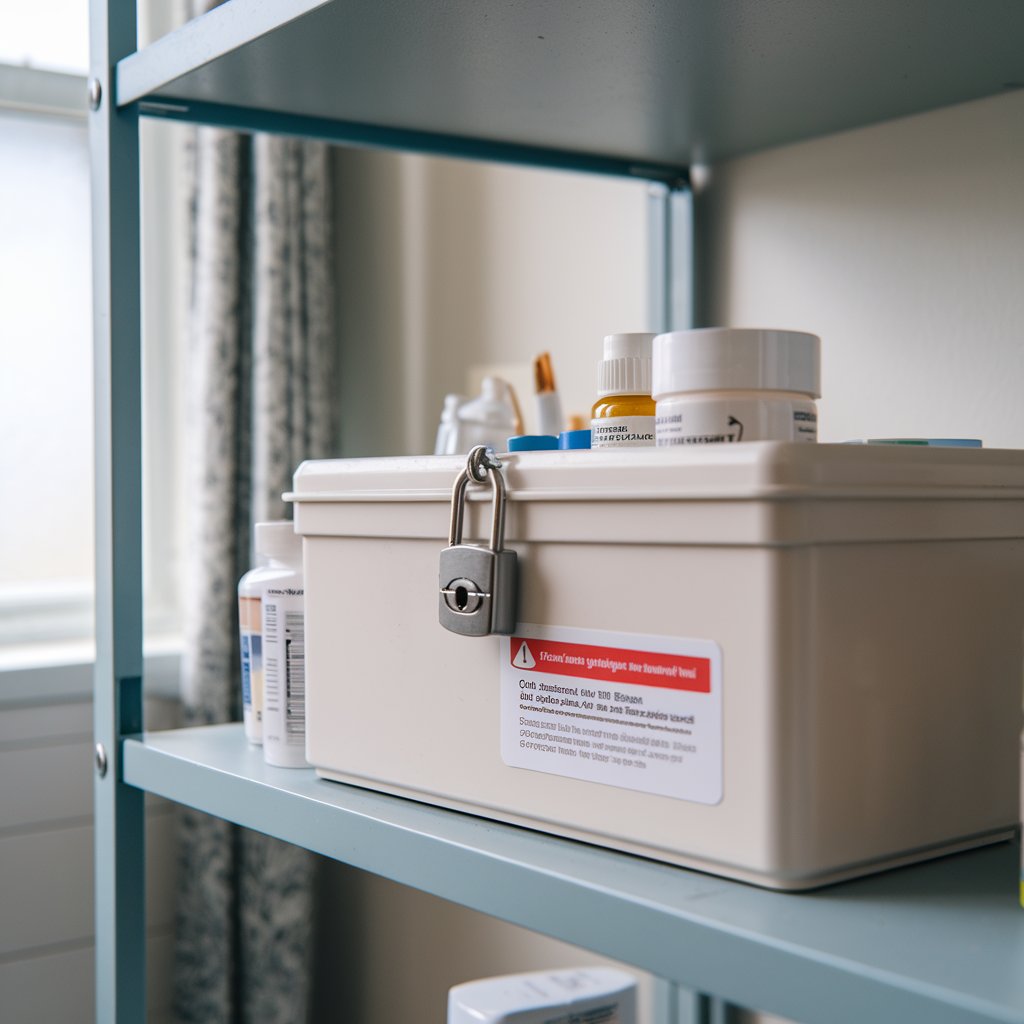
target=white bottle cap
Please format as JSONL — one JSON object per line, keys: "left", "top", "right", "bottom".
{"left": 596, "top": 332, "right": 655, "bottom": 398}
{"left": 652, "top": 328, "right": 821, "bottom": 399}
{"left": 253, "top": 521, "right": 302, "bottom": 563}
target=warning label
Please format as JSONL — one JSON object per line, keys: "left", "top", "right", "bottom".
{"left": 510, "top": 636, "right": 710, "bottom": 691}
{"left": 501, "top": 624, "right": 722, "bottom": 804}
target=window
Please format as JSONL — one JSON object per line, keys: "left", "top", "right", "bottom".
{"left": 0, "top": 3, "right": 186, "bottom": 665}
{"left": 0, "top": 7, "right": 91, "bottom": 653}
{"left": 0, "top": 7, "right": 88, "bottom": 73}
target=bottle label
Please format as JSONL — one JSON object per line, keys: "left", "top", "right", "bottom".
{"left": 655, "top": 397, "right": 818, "bottom": 445}
{"left": 262, "top": 589, "right": 306, "bottom": 750}
{"left": 240, "top": 633, "right": 261, "bottom": 709}
{"left": 590, "top": 415, "right": 656, "bottom": 448}
{"left": 500, "top": 624, "right": 722, "bottom": 804}
{"left": 238, "top": 596, "right": 263, "bottom": 741}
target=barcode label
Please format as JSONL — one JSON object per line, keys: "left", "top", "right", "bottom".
{"left": 262, "top": 588, "right": 306, "bottom": 756}
{"left": 285, "top": 611, "right": 305, "bottom": 736}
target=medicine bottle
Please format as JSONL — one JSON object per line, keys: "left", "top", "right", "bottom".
{"left": 258, "top": 523, "right": 308, "bottom": 768}
{"left": 453, "top": 376, "right": 521, "bottom": 453}
{"left": 590, "top": 333, "right": 656, "bottom": 448}
{"left": 433, "top": 392, "right": 466, "bottom": 455}
{"left": 237, "top": 521, "right": 298, "bottom": 745}
{"left": 652, "top": 328, "right": 820, "bottom": 445}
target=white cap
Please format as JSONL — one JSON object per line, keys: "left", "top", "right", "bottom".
{"left": 596, "top": 333, "right": 655, "bottom": 398}
{"left": 652, "top": 328, "right": 821, "bottom": 398}
{"left": 253, "top": 520, "right": 301, "bottom": 562}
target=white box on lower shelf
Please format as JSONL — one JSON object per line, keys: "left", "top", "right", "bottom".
{"left": 290, "top": 443, "right": 1024, "bottom": 890}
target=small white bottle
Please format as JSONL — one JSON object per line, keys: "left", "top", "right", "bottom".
{"left": 259, "top": 523, "right": 308, "bottom": 768}
{"left": 448, "top": 967, "right": 637, "bottom": 1024}
{"left": 237, "top": 521, "right": 298, "bottom": 745}
{"left": 452, "top": 377, "right": 519, "bottom": 453}
{"left": 434, "top": 393, "right": 467, "bottom": 455}
{"left": 590, "top": 333, "right": 657, "bottom": 448}
{"left": 652, "top": 328, "right": 820, "bottom": 445}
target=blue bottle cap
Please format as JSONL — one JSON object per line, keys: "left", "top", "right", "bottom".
{"left": 862, "top": 438, "right": 983, "bottom": 448}
{"left": 507, "top": 434, "right": 559, "bottom": 452}
{"left": 558, "top": 429, "right": 592, "bottom": 450}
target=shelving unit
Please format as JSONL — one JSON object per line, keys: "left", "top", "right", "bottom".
{"left": 90, "top": 2, "right": 1024, "bottom": 1022}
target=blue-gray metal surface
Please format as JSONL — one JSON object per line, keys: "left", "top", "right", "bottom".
{"left": 133, "top": 97, "right": 689, "bottom": 186}
{"left": 654, "top": 981, "right": 731, "bottom": 1024}
{"left": 647, "top": 186, "right": 694, "bottom": 333}
{"left": 90, "top": 0, "right": 146, "bottom": 1020}
{"left": 116, "top": 0, "right": 1024, "bottom": 167}
{"left": 125, "top": 725, "right": 1024, "bottom": 1024}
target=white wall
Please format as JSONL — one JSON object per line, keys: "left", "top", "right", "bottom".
{"left": 333, "top": 150, "right": 652, "bottom": 456}
{"left": 700, "top": 89, "right": 1024, "bottom": 447}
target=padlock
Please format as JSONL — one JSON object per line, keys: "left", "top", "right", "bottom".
{"left": 439, "top": 446, "right": 518, "bottom": 636}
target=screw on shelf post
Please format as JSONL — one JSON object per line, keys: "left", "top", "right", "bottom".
{"left": 95, "top": 742, "right": 109, "bottom": 778}
{"left": 88, "top": 78, "right": 102, "bottom": 111}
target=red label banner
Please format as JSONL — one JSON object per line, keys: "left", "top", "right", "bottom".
{"left": 510, "top": 636, "right": 711, "bottom": 693}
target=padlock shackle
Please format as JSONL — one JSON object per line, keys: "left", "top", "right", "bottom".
{"left": 449, "top": 471, "right": 470, "bottom": 548}
{"left": 488, "top": 468, "right": 507, "bottom": 552}
{"left": 448, "top": 462, "right": 507, "bottom": 551}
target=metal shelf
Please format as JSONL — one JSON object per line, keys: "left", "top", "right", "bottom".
{"left": 125, "top": 724, "right": 1024, "bottom": 1024}
{"left": 116, "top": 0, "right": 1024, "bottom": 177}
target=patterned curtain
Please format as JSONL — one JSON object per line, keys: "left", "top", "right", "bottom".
{"left": 174, "top": 99, "right": 335, "bottom": 1024}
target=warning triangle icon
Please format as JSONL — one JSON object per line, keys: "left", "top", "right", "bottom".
{"left": 513, "top": 642, "right": 536, "bottom": 669}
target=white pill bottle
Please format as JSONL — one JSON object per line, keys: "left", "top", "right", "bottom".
{"left": 653, "top": 328, "right": 820, "bottom": 445}
{"left": 259, "top": 523, "right": 308, "bottom": 768}
{"left": 237, "top": 520, "right": 300, "bottom": 744}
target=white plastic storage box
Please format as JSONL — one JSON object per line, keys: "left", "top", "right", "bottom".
{"left": 290, "top": 444, "right": 1024, "bottom": 890}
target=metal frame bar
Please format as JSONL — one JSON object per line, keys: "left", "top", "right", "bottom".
{"left": 655, "top": 984, "right": 743, "bottom": 1024}
{"left": 647, "top": 184, "right": 695, "bottom": 332}
{"left": 647, "top": 178, "right": 736, "bottom": 1024}
{"left": 90, "top": 1, "right": 145, "bottom": 1020}
{"left": 134, "top": 96, "right": 690, "bottom": 187}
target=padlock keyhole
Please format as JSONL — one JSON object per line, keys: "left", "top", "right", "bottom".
{"left": 443, "top": 577, "right": 484, "bottom": 616}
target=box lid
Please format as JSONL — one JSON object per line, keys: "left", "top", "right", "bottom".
{"left": 289, "top": 444, "right": 1024, "bottom": 546}
{"left": 290, "top": 443, "right": 1024, "bottom": 504}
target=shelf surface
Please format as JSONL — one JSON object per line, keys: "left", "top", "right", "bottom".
{"left": 116, "top": 0, "right": 1024, "bottom": 175}
{"left": 125, "top": 723, "right": 1024, "bottom": 1024}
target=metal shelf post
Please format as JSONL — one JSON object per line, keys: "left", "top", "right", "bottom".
{"left": 647, "top": 183, "right": 695, "bottom": 334}
{"left": 90, "top": 0, "right": 146, "bottom": 1019}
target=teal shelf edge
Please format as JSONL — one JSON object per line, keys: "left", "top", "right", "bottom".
{"left": 130, "top": 98, "right": 690, "bottom": 185}
{"left": 124, "top": 724, "right": 1024, "bottom": 1024}
{"left": 115, "top": 0, "right": 1024, "bottom": 169}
